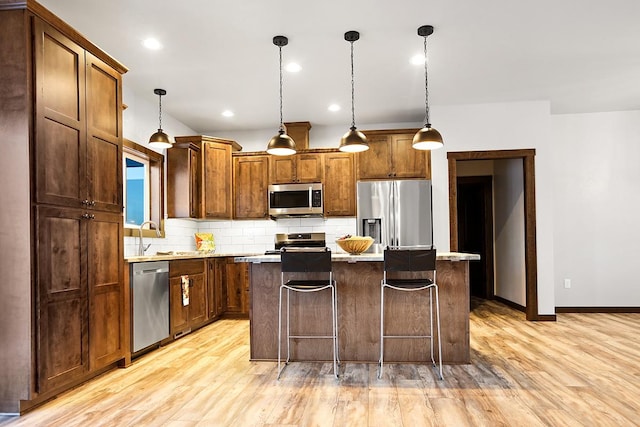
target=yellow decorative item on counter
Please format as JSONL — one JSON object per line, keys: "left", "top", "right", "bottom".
{"left": 336, "top": 235, "right": 374, "bottom": 254}
{"left": 195, "top": 233, "right": 215, "bottom": 252}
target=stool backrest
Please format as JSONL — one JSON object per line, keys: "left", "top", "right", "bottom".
{"left": 384, "top": 248, "right": 436, "bottom": 272}
{"left": 281, "top": 248, "right": 332, "bottom": 273}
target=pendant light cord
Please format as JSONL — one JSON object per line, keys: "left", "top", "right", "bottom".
{"left": 349, "top": 40, "right": 356, "bottom": 130}
{"left": 158, "top": 93, "right": 163, "bottom": 130}
{"left": 423, "top": 35, "right": 430, "bottom": 127}
{"left": 278, "top": 45, "right": 284, "bottom": 132}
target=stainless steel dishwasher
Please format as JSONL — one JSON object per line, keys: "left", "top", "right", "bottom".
{"left": 131, "top": 261, "right": 170, "bottom": 353}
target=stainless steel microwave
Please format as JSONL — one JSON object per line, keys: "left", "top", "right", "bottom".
{"left": 268, "top": 183, "right": 323, "bottom": 217}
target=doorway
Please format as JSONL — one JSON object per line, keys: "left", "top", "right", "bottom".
{"left": 448, "top": 149, "right": 550, "bottom": 321}
{"left": 457, "top": 176, "right": 494, "bottom": 301}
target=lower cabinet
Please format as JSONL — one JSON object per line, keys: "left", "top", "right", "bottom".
{"left": 36, "top": 206, "right": 124, "bottom": 393}
{"left": 207, "top": 258, "right": 225, "bottom": 319}
{"left": 169, "top": 259, "right": 207, "bottom": 337}
{"left": 224, "top": 259, "right": 249, "bottom": 317}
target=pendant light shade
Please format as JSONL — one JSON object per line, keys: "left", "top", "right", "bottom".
{"left": 148, "top": 88, "right": 173, "bottom": 149}
{"left": 339, "top": 30, "right": 369, "bottom": 153}
{"left": 266, "top": 35, "right": 296, "bottom": 156}
{"left": 413, "top": 25, "right": 443, "bottom": 151}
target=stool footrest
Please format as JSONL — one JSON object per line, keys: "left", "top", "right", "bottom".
{"left": 382, "top": 334, "right": 433, "bottom": 339}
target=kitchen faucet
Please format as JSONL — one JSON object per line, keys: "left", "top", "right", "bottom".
{"left": 138, "top": 220, "right": 161, "bottom": 256}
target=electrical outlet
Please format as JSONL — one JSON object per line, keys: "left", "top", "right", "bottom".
{"left": 564, "top": 279, "right": 571, "bottom": 289}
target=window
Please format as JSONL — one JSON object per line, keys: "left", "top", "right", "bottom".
{"left": 123, "top": 139, "right": 165, "bottom": 237}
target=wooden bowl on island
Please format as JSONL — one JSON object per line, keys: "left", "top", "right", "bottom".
{"left": 336, "top": 236, "right": 374, "bottom": 255}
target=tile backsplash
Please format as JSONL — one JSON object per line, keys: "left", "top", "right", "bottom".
{"left": 124, "top": 217, "right": 357, "bottom": 257}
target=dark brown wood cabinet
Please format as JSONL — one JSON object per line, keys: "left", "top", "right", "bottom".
{"left": 224, "top": 260, "right": 249, "bottom": 316}
{"left": 169, "top": 260, "right": 208, "bottom": 337}
{"left": 207, "top": 258, "right": 225, "bottom": 319}
{"left": 357, "top": 130, "right": 431, "bottom": 180}
{"left": 323, "top": 151, "right": 356, "bottom": 216}
{"left": 269, "top": 152, "right": 323, "bottom": 184}
{"left": 0, "top": 3, "right": 127, "bottom": 412}
{"left": 34, "top": 19, "right": 123, "bottom": 213}
{"left": 233, "top": 154, "right": 269, "bottom": 219}
{"left": 168, "top": 136, "right": 236, "bottom": 219}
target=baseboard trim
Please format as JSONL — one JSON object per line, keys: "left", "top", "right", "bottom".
{"left": 556, "top": 306, "right": 640, "bottom": 313}
{"left": 494, "top": 296, "right": 525, "bottom": 312}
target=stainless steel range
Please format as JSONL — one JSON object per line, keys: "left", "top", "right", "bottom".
{"left": 264, "top": 232, "right": 326, "bottom": 254}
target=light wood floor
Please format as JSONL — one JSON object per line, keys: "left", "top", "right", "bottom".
{"left": 2, "top": 300, "right": 639, "bottom": 426}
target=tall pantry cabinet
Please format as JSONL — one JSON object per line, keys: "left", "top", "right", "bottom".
{"left": 0, "top": 1, "right": 127, "bottom": 413}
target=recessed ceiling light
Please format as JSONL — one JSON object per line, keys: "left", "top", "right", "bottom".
{"left": 410, "top": 53, "right": 425, "bottom": 65}
{"left": 143, "top": 38, "right": 163, "bottom": 50}
{"left": 328, "top": 104, "right": 341, "bottom": 112}
{"left": 222, "top": 110, "right": 234, "bottom": 117}
{"left": 285, "top": 62, "right": 302, "bottom": 72}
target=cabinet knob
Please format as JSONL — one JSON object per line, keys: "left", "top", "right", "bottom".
{"left": 82, "top": 199, "right": 89, "bottom": 205}
{"left": 81, "top": 213, "right": 95, "bottom": 220}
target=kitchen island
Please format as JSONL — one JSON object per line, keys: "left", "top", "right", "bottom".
{"left": 235, "top": 252, "right": 479, "bottom": 364}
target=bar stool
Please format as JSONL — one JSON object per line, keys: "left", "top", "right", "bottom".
{"left": 378, "top": 247, "right": 443, "bottom": 380}
{"left": 278, "top": 247, "right": 339, "bottom": 379}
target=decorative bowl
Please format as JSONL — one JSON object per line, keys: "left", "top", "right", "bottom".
{"left": 336, "top": 236, "right": 374, "bottom": 255}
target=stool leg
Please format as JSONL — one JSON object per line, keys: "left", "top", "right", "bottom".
{"left": 434, "top": 285, "right": 443, "bottom": 380}
{"left": 331, "top": 285, "right": 339, "bottom": 379}
{"left": 378, "top": 282, "right": 385, "bottom": 379}
{"left": 286, "top": 288, "right": 291, "bottom": 364}
{"left": 429, "top": 287, "right": 435, "bottom": 367}
{"left": 277, "top": 285, "right": 284, "bottom": 379}
{"left": 334, "top": 283, "right": 340, "bottom": 366}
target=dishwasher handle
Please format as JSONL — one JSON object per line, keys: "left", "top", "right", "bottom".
{"left": 134, "top": 267, "right": 169, "bottom": 275}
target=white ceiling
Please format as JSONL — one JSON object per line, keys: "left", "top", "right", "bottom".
{"left": 38, "top": 0, "right": 640, "bottom": 133}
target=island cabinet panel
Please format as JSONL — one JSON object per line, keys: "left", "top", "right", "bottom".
{"left": 233, "top": 154, "right": 269, "bottom": 219}
{"left": 249, "top": 260, "right": 469, "bottom": 363}
{"left": 323, "top": 152, "right": 356, "bottom": 216}
{"left": 169, "top": 259, "right": 207, "bottom": 337}
{"left": 269, "top": 152, "right": 323, "bottom": 184}
{"left": 357, "top": 130, "right": 430, "bottom": 180}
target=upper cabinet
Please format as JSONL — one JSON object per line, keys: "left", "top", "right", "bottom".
{"left": 323, "top": 152, "right": 356, "bottom": 216}
{"left": 269, "top": 152, "right": 323, "bottom": 184}
{"left": 233, "top": 154, "right": 269, "bottom": 219}
{"left": 168, "top": 136, "right": 239, "bottom": 219}
{"left": 357, "top": 130, "right": 431, "bottom": 180}
{"left": 34, "top": 19, "right": 123, "bottom": 213}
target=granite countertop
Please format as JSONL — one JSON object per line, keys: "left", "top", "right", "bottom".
{"left": 125, "top": 251, "right": 258, "bottom": 263}
{"left": 234, "top": 251, "right": 481, "bottom": 263}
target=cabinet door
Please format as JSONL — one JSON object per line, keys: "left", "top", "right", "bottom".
{"left": 85, "top": 53, "right": 123, "bottom": 213}
{"left": 269, "top": 156, "right": 296, "bottom": 184}
{"left": 357, "top": 135, "right": 393, "bottom": 179}
{"left": 234, "top": 155, "right": 269, "bottom": 219}
{"left": 169, "top": 276, "right": 190, "bottom": 336}
{"left": 202, "top": 142, "right": 232, "bottom": 218}
{"left": 188, "top": 273, "right": 207, "bottom": 327}
{"left": 34, "top": 19, "right": 87, "bottom": 208}
{"left": 189, "top": 149, "right": 202, "bottom": 218}
{"left": 87, "top": 211, "right": 124, "bottom": 370}
{"left": 207, "top": 259, "right": 224, "bottom": 319}
{"left": 324, "top": 152, "right": 356, "bottom": 216}
{"left": 296, "top": 153, "right": 323, "bottom": 183}
{"left": 392, "top": 134, "right": 428, "bottom": 178}
{"left": 167, "top": 147, "right": 200, "bottom": 218}
{"left": 225, "top": 260, "right": 248, "bottom": 314}
{"left": 36, "top": 206, "right": 89, "bottom": 393}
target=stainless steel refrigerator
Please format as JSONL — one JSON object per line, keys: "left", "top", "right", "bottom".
{"left": 357, "top": 180, "right": 433, "bottom": 252}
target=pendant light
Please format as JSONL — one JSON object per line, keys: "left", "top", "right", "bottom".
{"left": 339, "top": 31, "right": 369, "bottom": 153}
{"left": 148, "top": 88, "right": 172, "bottom": 149}
{"left": 266, "top": 35, "right": 296, "bottom": 156}
{"left": 412, "top": 25, "right": 443, "bottom": 150}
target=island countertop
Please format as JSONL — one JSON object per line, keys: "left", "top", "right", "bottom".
{"left": 235, "top": 251, "right": 480, "bottom": 263}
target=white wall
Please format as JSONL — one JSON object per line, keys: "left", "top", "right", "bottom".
{"left": 552, "top": 111, "right": 640, "bottom": 307}
{"left": 432, "top": 101, "right": 556, "bottom": 315}
{"left": 493, "top": 159, "right": 526, "bottom": 306}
